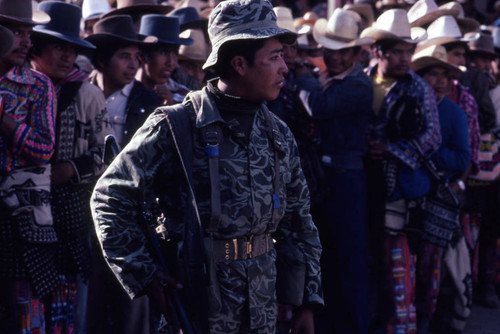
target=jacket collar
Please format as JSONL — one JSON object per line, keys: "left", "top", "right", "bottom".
{"left": 3, "top": 63, "right": 35, "bottom": 85}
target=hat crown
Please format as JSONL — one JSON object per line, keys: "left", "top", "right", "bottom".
{"left": 273, "top": 6, "right": 296, "bottom": 32}
{"left": 468, "top": 32, "right": 495, "bottom": 54}
{"left": 93, "top": 15, "right": 140, "bottom": 39}
{"left": 374, "top": 9, "right": 412, "bottom": 38}
{"left": 439, "top": 1, "right": 465, "bottom": 18}
{"left": 208, "top": 0, "right": 279, "bottom": 46}
{"left": 492, "top": 27, "right": 500, "bottom": 49}
{"left": 36, "top": 1, "right": 82, "bottom": 39}
{"left": 325, "top": 8, "right": 362, "bottom": 41}
{"left": 82, "top": 0, "right": 111, "bottom": 20}
{"left": 179, "top": 28, "right": 210, "bottom": 60}
{"left": 414, "top": 44, "right": 449, "bottom": 62}
{"left": 140, "top": 14, "right": 184, "bottom": 44}
{"left": 426, "top": 15, "right": 462, "bottom": 39}
{"left": 0, "top": 0, "right": 50, "bottom": 25}
{"left": 408, "top": 0, "right": 439, "bottom": 23}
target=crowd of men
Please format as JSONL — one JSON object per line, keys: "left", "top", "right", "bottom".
{"left": 1, "top": 0, "right": 500, "bottom": 333}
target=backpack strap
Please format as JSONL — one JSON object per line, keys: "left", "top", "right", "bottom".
{"left": 261, "top": 105, "right": 283, "bottom": 226}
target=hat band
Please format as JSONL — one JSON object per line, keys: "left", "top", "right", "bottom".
{"left": 324, "top": 31, "right": 356, "bottom": 43}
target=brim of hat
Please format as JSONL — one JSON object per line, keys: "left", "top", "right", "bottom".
{"left": 84, "top": 13, "right": 105, "bottom": 22}
{"left": 375, "top": 2, "right": 405, "bottom": 10}
{"left": 0, "top": 10, "right": 50, "bottom": 26}
{"left": 468, "top": 48, "right": 500, "bottom": 58}
{"left": 416, "top": 35, "right": 475, "bottom": 52}
{"left": 33, "top": 29, "right": 96, "bottom": 51}
{"left": 178, "top": 53, "right": 207, "bottom": 62}
{"left": 0, "top": 25, "right": 14, "bottom": 58}
{"left": 410, "top": 9, "right": 459, "bottom": 28}
{"left": 297, "top": 25, "right": 313, "bottom": 35}
{"left": 456, "top": 17, "right": 480, "bottom": 34}
{"left": 313, "top": 20, "right": 373, "bottom": 50}
{"left": 157, "top": 37, "right": 194, "bottom": 46}
{"left": 202, "top": 27, "right": 297, "bottom": 70}
{"left": 102, "top": 4, "right": 173, "bottom": 19}
{"left": 85, "top": 33, "right": 158, "bottom": 46}
{"left": 411, "top": 56, "right": 463, "bottom": 78}
{"left": 361, "top": 26, "right": 427, "bottom": 44}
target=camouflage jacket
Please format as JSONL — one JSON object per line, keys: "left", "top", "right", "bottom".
{"left": 91, "top": 84, "right": 323, "bottom": 331}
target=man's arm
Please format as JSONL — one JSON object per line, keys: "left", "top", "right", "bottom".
{"left": 91, "top": 109, "right": 174, "bottom": 299}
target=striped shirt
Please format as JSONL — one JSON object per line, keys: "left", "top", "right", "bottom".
{"left": 0, "top": 64, "right": 56, "bottom": 173}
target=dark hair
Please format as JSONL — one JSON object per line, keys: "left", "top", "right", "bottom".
{"left": 140, "top": 43, "right": 180, "bottom": 62}
{"left": 373, "top": 39, "right": 415, "bottom": 54}
{"left": 212, "top": 38, "right": 267, "bottom": 78}
{"left": 91, "top": 41, "right": 138, "bottom": 71}
{"left": 30, "top": 33, "right": 81, "bottom": 59}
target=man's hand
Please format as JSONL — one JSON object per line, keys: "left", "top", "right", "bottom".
{"left": 145, "top": 271, "right": 183, "bottom": 318}
{"left": 51, "top": 161, "right": 76, "bottom": 186}
{"left": 154, "top": 84, "right": 174, "bottom": 105}
{"left": 291, "top": 307, "right": 314, "bottom": 334}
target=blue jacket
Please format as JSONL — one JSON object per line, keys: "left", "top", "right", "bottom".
{"left": 296, "top": 63, "right": 373, "bottom": 170}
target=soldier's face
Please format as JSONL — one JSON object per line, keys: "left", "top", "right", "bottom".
{"left": 1, "top": 24, "right": 32, "bottom": 67}
{"left": 143, "top": 45, "right": 179, "bottom": 85}
{"left": 240, "top": 37, "right": 288, "bottom": 101}
{"left": 31, "top": 41, "right": 77, "bottom": 83}
{"left": 323, "top": 47, "right": 357, "bottom": 76}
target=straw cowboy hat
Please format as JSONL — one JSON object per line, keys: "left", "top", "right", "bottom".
{"left": 85, "top": 14, "right": 157, "bottom": 46}
{"left": 82, "top": 0, "right": 111, "bottom": 21}
{"left": 0, "top": 24, "right": 14, "bottom": 58}
{"left": 439, "top": 2, "right": 479, "bottom": 34}
{"left": 34, "top": 1, "right": 96, "bottom": 51}
{"left": 294, "top": 11, "right": 318, "bottom": 35}
{"left": 411, "top": 44, "right": 463, "bottom": 77}
{"left": 361, "top": 9, "right": 427, "bottom": 43}
{"left": 407, "top": 0, "right": 459, "bottom": 28}
{"left": 139, "top": 14, "right": 193, "bottom": 45}
{"left": 343, "top": 3, "right": 375, "bottom": 27}
{"left": 0, "top": 0, "right": 50, "bottom": 25}
{"left": 179, "top": 28, "right": 210, "bottom": 62}
{"left": 274, "top": 6, "right": 300, "bottom": 34}
{"left": 415, "top": 15, "right": 479, "bottom": 52}
{"left": 102, "top": 0, "right": 173, "bottom": 19}
{"left": 313, "top": 8, "right": 373, "bottom": 50}
{"left": 467, "top": 32, "right": 499, "bottom": 58}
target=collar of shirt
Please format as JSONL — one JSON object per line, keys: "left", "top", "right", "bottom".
{"left": 3, "top": 63, "right": 35, "bottom": 85}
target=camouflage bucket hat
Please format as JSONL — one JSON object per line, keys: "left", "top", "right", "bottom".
{"left": 203, "top": 0, "right": 297, "bottom": 70}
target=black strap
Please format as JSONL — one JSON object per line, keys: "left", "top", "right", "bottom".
{"left": 262, "top": 105, "right": 283, "bottom": 225}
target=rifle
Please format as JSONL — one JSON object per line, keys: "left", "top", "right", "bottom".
{"left": 102, "top": 135, "right": 194, "bottom": 334}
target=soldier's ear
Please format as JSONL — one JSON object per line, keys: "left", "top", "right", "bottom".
{"left": 230, "top": 55, "right": 248, "bottom": 76}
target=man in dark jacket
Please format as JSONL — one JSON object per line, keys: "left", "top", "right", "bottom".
{"left": 87, "top": 14, "right": 162, "bottom": 148}
{"left": 84, "top": 14, "right": 162, "bottom": 334}
{"left": 296, "top": 8, "right": 374, "bottom": 334}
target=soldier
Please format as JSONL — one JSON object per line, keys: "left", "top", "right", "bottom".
{"left": 91, "top": 0, "right": 323, "bottom": 333}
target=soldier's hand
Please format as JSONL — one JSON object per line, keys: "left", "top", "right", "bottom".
{"left": 145, "top": 271, "right": 183, "bottom": 318}
{"left": 290, "top": 307, "right": 314, "bottom": 334}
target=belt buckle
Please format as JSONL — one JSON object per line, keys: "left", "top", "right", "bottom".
{"left": 245, "top": 235, "right": 254, "bottom": 259}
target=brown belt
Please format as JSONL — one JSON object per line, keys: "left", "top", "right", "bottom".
{"left": 212, "top": 233, "right": 273, "bottom": 262}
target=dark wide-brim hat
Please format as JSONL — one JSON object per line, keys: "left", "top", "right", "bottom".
{"left": 0, "top": 0, "right": 50, "bottom": 26}
{"left": 468, "top": 32, "right": 500, "bottom": 58}
{"left": 34, "top": 1, "right": 95, "bottom": 51}
{"left": 102, "top": 0, "right": 173, "bottom": 19}
{"left": 0, "top": 24, "right": 14, "bottom": 58}
{"left": 203, "top": 0, "right": 297, "bottom": 70}
{"left": 139, "top": 14, "right": 193, "bottom": 45}
{"left": 85, "top": 15, "right": 158, "bottom": 46}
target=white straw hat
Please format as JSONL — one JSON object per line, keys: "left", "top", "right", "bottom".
{"left": 412, "top": 44, "right": 463, "bottom": 77}
{"left": 273, "top": 6, "right": 299, "bottom": 34}
{"left": 407, "top": 0, "right": 458, "bottom": 28}
{"left": 439, "top": 1, "right": 479, "bottom": 34}
{"left": 313, "top": 8, "right": 373, "bottom": 50}
{"left": 82, "top": 0, "right": 111, "bottom": 21}
{"left": 361, "top": 9, "right": 427, "bottom": 43}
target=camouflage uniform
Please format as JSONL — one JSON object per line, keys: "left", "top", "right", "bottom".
{"left": 91, "top": 82, "right": 323, "bottom": 332}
